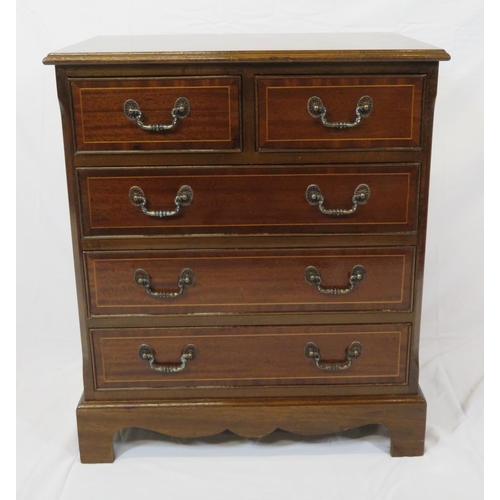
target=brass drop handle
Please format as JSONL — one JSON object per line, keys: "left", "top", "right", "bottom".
{"left": 306, "top": 183, "right": 370, "bottom": 216}
{"left": 129, "top": 185, "right": 193, "bottom": 218}
{"left": 305, "top": 265, "right": 365, "bottom": 295}
{"left": 138, "top": 344, "right": 198, "bottom": 373}
{"left": 134, "top": 268, "right": 195, "bottom": 299}
{"left": 307, "top": 95, "right": 373, "bottom": 129}
{"left": 124, "top": 97, "right": 190, "bottom": 131}
{"left": 304, "top": 341, "right": 362, "bottom": 371}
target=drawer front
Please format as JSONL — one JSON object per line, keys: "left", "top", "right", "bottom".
{"left": 80, "top": 164, "right": 419, "bottom": 237}
{"left": 91, "top": 324, "right": 410, "bottom": 390}
{"left": 86, "top": 247, "right": 414, "bottom": 316}
{"left": 257, "top": 75, "right": 423, "bottom": 150}
{"left": 71, "top": 77, "right": 241, "bottom": 152}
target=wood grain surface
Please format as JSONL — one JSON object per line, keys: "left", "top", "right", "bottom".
{"left": 91, "top": 323, "right": 409, "bottom": 390}
{"left": 79, "top": 164, "right": 419, "bottom": 237}
{"left": 76, "top": 389, "right": 427, "bottom": 462}
{"left": 71, "top": 77, "right": 241, "bottom": 151}
{"left": 85, "top": 247, "right": 414, "bottom": 315}
{"left": 257, "top": 75, "right": 423, "bottom": 150}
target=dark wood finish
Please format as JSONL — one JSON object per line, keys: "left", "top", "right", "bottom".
{"left": 44, "top": 34, "right": 448, "bottom": 461}
{"left": 71, "top": 77, "right": 241, "bottom": 151}
{"left": 76, "top": 390, "right": 427, "bottom": 463}
{"left": 257, "top": 76, "right": 423, "bottom": 150}
{"left": 79, "top": 164, "right": 419, "bottom": 237}
{"left": 91, "top": 324, "right": 409, "bottom": 389}
{"left": 85, "top": 247, "right": 414, "bottom": 315}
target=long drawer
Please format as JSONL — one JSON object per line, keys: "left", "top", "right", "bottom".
{"left": 85, "top": 247, "right": 414, "bottom": 316}
{"left": 257, "top": 75, "right": 423, "bottom": 150}
{"left": 91, "top": 324, "right": 410, "bottom": 390}
{"left": 79, "top": 164, "right": 419, "bottom": 237}
{"left": 71, "top": 77, "right": 241, "bottom": 152}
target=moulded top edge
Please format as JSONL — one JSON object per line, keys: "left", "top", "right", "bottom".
{"left": 43, "top": 33, "right": 451, "bottom": 65}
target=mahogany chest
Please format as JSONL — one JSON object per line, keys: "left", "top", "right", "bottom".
{"left": 44, "top": 34, "right": 450, "bottom": 462}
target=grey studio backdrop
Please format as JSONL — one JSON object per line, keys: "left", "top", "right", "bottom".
{"left": 17, "top": 1, "right": 483, "bottom": 499}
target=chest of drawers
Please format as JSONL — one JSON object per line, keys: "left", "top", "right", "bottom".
{"left": 44, "top": 34, "right": 450, "bottom": 463}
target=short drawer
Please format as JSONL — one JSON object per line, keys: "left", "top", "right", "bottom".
{"left": 71, "top": 77, "right": 241, "bottom": 152}
{"left": 79, "top": 164, "right": 419, "bottom": 237}
{"left": 257, "top": 75, "right": 423, "bottom": 150}
{"left": 91, "top": 324, "right": 410, "bottom": 390}
{"left": 85, "top": 247, "right": 414, "bottom": 316}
